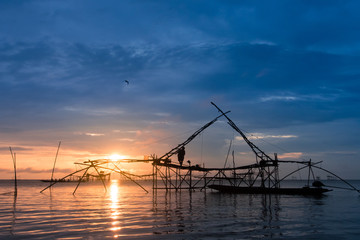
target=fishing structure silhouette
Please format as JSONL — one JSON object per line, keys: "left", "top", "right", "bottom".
{"left": 39, "top": 102, "right": 360, "bottom": 196}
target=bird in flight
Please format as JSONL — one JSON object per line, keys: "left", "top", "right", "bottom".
{"left": 124, "top": 80, "right": 129, "bottom": 85}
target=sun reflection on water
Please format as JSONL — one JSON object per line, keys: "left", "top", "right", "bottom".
{"left": 109, "top": 180, "right": 122, "bottom": 237}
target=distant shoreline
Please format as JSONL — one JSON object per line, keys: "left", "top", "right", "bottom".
{"left": 1, "top": 179, "right": 360, "bottom": 181}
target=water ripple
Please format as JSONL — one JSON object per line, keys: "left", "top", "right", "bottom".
{"left": 1, "top": 180, "right": 360, "bottom": 239}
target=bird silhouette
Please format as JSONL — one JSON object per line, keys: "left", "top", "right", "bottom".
{"left": 124, "top": 80, "right": 129, "bottom": 85}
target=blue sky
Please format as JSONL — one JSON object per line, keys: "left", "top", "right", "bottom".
{"left": 0, "top": 0, "right": 360, "bottom": 179}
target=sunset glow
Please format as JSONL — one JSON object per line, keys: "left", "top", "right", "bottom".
{"left": 108, "top": 154, "right": 125, "bottom": 162}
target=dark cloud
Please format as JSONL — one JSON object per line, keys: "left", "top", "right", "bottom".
{"left": 1, "top": 1, "right": 359, "bottom": 51}
{"left": 1, "top": 40, "right": 360, "bottom": 129}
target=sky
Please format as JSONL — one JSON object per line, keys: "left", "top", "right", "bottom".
{"left": 0, "top": 0, "right": 360, "bottom": 179}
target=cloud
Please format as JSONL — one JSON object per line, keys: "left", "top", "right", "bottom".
{"left": 64, "top": 106, "right": 124, "bottom": 116}
{"left": 73, "top": 132, "right": 105, "bottom": 137}
{"left": 0, "top": 37, "right": 359, "bottom": 136}
{"left": 278, "top": 152, "right": 303, "bottom": 159}
{"left": 259, "top": 90, "right": 347, "bottom": 103}
{"left": 243, "top": 134, "right": 298, "bottom": 140}
{"left": 0, "top": 167, "right": 73, "bottom": 174}
{"left": 260, "top": 96, "right": 299, "bottom": 102}
{"left": 117, "top": 138, "right": 135, "bottom": 142}
{"left": 85, "top": 133, "right": 105, "bottom": 137}
{"left": 0, "top": 146, "right": 33, "bottom": 152}
{"left": 1, "top": 1, "right": 360, "bottom": 53}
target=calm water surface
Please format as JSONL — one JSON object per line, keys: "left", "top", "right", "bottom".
{"left": 1, "top": 180, "right": 360, "bottom": 239}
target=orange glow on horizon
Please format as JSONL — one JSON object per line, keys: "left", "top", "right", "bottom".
{"left": 108, "top": 154, "right": 128, "bottom": 161}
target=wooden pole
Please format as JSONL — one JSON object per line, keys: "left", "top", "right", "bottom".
{"left": 73, "top": 167, "right": 91, "bottom": 195}
{"left": 110, "top": 163, "right": 148, "bottom": 193}
{"left": 92, "top": 162, "right": 107, "bottom": 192}
{"left": 51, "top": 141, "right": 61, "bottom": 182}
{"left": 40, "top": 166, "right": 90, "bottom": 193}
{"left": 9, "top": 147, "right": 17, "bottom": 196}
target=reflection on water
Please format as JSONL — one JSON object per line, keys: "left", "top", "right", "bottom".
{"left": 260, "top": 194, "right": 280, "bottom": 237}
{"left": 0, "top": 180, "right": 360, "bottom": 239}
{"left": 109, "top": 180, "right": 122, "bottom": 237}
{"left": 10, "top": 193, "right": 17, "bottom": 236}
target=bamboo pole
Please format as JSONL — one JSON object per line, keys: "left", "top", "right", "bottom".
{"left": 51, "top": 141, "right": 61, "bottom": 182}
{"left": 40, "top": 166, "right": 90, "bottom": 193}
{"left": 9, "top": 147, "right": 17, "bottom": 196}
{"left": 91, "top": 162, "right": 107, "bottom": 192}
{"left": 73, "top": 167, "right": 91, "bottom": 195}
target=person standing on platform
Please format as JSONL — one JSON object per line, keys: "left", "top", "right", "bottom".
{"left": 178, "top": 146, "right": 185, "bottom": 166}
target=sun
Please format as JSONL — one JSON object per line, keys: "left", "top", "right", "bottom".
{"left": 108, "top": 154, "right": 125, "bottom": 161}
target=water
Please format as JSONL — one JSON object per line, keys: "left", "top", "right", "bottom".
{"left": 1, "top": 180, "right": 360, "bottom": 239}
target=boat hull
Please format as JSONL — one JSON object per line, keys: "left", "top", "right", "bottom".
{"left": 40, "top": 179, "right": 80, "bottom": 182}
{"left": 208, "top": 184, "right": 332, "bottom": 195}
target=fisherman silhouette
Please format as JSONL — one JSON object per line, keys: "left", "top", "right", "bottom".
{"left": 178, "top": 146, "right": 185, "bottom": 166}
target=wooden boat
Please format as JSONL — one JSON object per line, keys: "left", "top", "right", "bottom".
{"left": 208, "top": 184, "right": 332, "bottom": 195}
{"left": 40, "top": 179, "right": 80, "bottom": 183}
